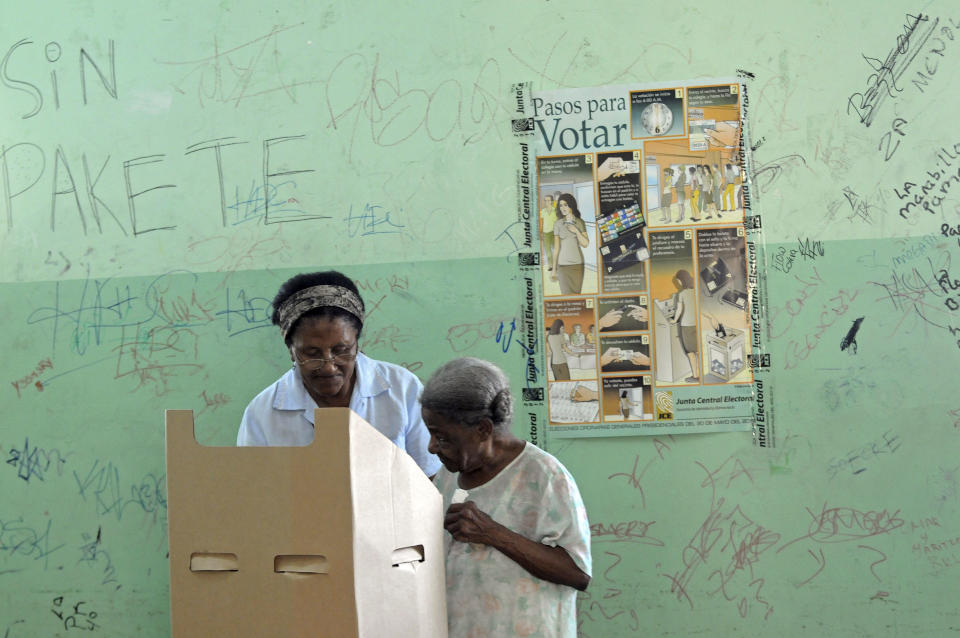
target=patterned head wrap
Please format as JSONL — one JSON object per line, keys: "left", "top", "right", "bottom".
{"left": 276, "top": 285, "right": 365, "bottom": 340}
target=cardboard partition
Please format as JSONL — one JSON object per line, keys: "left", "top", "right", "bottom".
{"left": 165, "top": 408, "right": 448, "bottom": 638}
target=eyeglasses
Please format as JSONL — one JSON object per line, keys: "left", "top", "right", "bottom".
{"left": 292, "top": 344, "right": 358, "bottom": 369}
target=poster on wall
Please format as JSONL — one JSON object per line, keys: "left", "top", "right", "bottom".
{"left": 517, "top": 78, "right": 764, "bottom": 438}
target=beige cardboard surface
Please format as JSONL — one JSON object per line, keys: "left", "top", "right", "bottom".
{"left": 165, "top": 408, "right": 447, "bottom": 638}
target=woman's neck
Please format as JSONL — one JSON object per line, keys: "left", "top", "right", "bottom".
{"left": 458, "top": 435, "right": 526, "bottom": 489}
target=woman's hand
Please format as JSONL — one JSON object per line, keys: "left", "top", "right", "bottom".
{"left": 444, "top": 501, "right": 501, "bottom": 545}
{"left": 445, "top": 501, "right": 590, "bottom": 591}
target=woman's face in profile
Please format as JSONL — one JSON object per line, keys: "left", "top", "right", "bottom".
{"left": 423, "top": 409, "right": 482, "bottom": 474}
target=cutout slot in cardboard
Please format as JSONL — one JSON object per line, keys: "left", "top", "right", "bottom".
{"left": 274, "top": 554, "right": 330, "bottom": 574}
{"left": 390, "top": 545, "right": 425, "bottom": 567}
{"left": 190, "top": 553, "right": 239, "bottom": 572}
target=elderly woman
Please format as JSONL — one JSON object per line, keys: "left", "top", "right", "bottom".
{"left": 421, "top": 358, "right": 591, "bottom": 638}
{"left": 236, "top": 270, "right": 440, "bottom": 477}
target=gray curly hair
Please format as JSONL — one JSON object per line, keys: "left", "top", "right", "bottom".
{"left": 421, "top": 358, "right": 514, "bottom": 430}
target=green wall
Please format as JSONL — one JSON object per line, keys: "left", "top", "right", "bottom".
{"left": 2, "top": 1, "right": 958, "bottom": 636}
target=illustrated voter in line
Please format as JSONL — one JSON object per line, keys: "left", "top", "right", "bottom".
{"left": 236, "top": 270, "right": 441, "bottom": 477}
{"left": 422, "top": 357, "right": 592, "bottom": 638}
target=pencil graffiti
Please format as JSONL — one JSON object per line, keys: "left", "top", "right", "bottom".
{"left": 870, "top": 590, "right": 898, "bottom": 603}
{"left": 767, "top": 267, "right": 823, "bottom": 339}
{"left": 910, "top": 18, "right": 960, "bottom": 94}
{"left": 857, "top": 544, "right": 888, "bottom": 581}
{"left": 825, "top": 186, "right": 886, "bottom": 226}
{"left": 446, "top": 316, "right": 513, "bottom": 352}
{"left": 795, "top": 548, "right": 826, "bottom": 588}
{"left": 601, "top": 551, "right": 622, "bottom": 582}
{"left": 846, "top": 13, "right": 934, "bottom": 127}
{"left": 44, "top": 250, "right": 72, "bottom": 275}
{"left": 157, "top": 23, "right": 312, "bottom": 107}
{"left": 184, "top": 225, "right": 290, "bottom": 280}
{"left": 751, "top": 154, "right": 809, "bottom": 195}
{"left": 664, "top": 457, "right": 776, "bottom": 619}
{"left": 608, "top": 455, "right": 656, "bottom": 508}
{"left": 324, "top": 52, "right": 506, "bottom": 160}
{"left": 778, "top": 504, "right": 903, "bottom": 554}
{"left": 771, "top": 246, "right": 797, "bottom": 274}
{"left": 198, "top": 389, "right": 231, "bottom": 415}
{"left": 912, "top": 533, "right": 960, "bottom": 554}
{"left": 590, "top": 520, "right": 664, "bottom": 547}
{"left": 361, "top": 324, "right": 414, "bottom": 354}
{"left": 1, "top": 37, "right": 118, "bottom": 119}
{"left": 508, "top": 32, "right": 692, "bottom": 89}
{"left": 353, "top": 275, "right": 410, "bottom": 295}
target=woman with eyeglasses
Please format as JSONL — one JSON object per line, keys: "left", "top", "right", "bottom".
{"left": 236, "top": 270, "right": 441, "bottom": 477}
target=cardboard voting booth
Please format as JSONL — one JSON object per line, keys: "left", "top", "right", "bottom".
{"left": 165, "top": 408, "right": 448, "bottom": 638}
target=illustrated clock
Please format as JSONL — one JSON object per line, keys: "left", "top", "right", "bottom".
{"left": 640, "top": 101, "right": 673, "bottom": 135}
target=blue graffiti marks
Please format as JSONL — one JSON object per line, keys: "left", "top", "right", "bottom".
{"left": 73, "top": 459, "right": 167, "bottom": 525}
{"left": 26, "top": 267, "right": 138, "bottom": 354}
{"left": 5, "top": 438, "right": 70, "bottom": 483}
{"left": 495, "top": 318, "right": 518, "bottom": 353}
{"left": 495, "top": 318, "right": 536, "bottom": 356}
{"left": 496, "top": 221, "right": 527, "bottom": 254}
{"left": 0, "top": 516, "right": 64, "bottom": 571}
{"left": 227, "top": 179, "right": 311, "bottom": 225}
{"left": 215, "top": 287, "right": 274, "bottom": 336}
{"left": 77, "top": 527, "right": 122, "bottom": 590}
{"left": 344, "top": 203, "right": 406, "bottom": 238}
{"left": 25, "top": 270, "right": 218, "bottom": 395}
{"left": 494, "top": 319, "right": 541, "bottom": 388}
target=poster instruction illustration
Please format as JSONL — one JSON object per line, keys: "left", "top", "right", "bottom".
{"left": 521, "top": 79, "right": 759, "bottom": 437}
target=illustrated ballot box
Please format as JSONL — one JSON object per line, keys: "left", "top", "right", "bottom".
{"left": 705, "top": 328, "right": 746, "bottom": 381}
{"left": 165, "top": 408, "right": 448, "bottom": 638}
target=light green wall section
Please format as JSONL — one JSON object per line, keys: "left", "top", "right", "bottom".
{"left": 2, "top": 1, "right": 959, "bottom": 636}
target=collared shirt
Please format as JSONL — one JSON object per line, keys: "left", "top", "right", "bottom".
{"left": 236, "top": 352, "right": 441, "bottom": 476}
